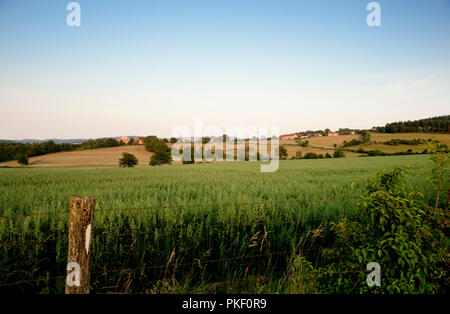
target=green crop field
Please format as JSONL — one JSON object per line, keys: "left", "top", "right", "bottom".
{"left": 0, "top": 155, "right": 437, "bottom": 293}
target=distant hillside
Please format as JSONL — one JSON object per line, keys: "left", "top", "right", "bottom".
{"left": 375, "top": 115, "right": 449, "bottom": 133}
{"left": 0, "top": 139, "right": 87, "bottom": 144}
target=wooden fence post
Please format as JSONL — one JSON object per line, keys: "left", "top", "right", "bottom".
{"left": 65, "top": 196, "right": 95, "bottom": 294}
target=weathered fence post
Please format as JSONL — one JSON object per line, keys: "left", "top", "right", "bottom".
{"left": 65, "top": 196, "right": 95, "bottom": 294}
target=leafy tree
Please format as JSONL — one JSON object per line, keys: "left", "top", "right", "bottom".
{"left": 297, "top": 167, "right": 449, "bottom": 293}
{"left": 145, "top": 136, "right": 163, "bottom": 152}
{"left": 279, "top": 145, "right": 288, "bottom": 159}
{"left": 119, "top": 152, "right": 138, "bottom": 168}
{"left": 427, "top": 143, "right": 449, "bottom": 208}
{"left": 105, "top": 138, "right": 120, "bottom": 147}
{"left": 295, "top": 151, "right": 303, "bottom": 159}
{"left": 303, "top": 152, "right": 319, "bottom": 159}
{"left": 170, "top": 137, "right": 178, "bottom": 144}
{"left": 15, "top": 153, "right": 28, "bottom": 166}
{"left": 333, "top": 150, "right": 345, "bottom": 158}
{"left": 325, "top": 153, "right": 332, "bottom": 158}
{"left": 150, "top": 142, "right": 172, "bottom": 166}
{"left": 298, "top": 140, "right": 309, "bottom": 147}
{"left": 202, "top": 137, "right": 211, "bottom": 144}
{"left": 128, "top": 138, "right": 135, "bottom": 145}
{"left": 150, "top": 151, "right": 172, "bottom": 166}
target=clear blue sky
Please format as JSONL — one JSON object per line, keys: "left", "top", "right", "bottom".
{"left": 0, "top": 0, "right": 449, "bottom": 139}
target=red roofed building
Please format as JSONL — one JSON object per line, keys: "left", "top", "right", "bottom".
{"left": 137, "top": 137, "right": 145, "bottom": 145}
{"left": 279, "top": 133, "right": 299, "bottom": 140}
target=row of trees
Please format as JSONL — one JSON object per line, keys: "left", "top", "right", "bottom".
{"left": 0, "top": 141, "right": 80, "bottom": 163}
{"left": 144, "top": 136, "right": 172, "bottom": 166}
{"left": 119, "top": 147, "right": 173, "bottom": 167}
{"left": 81, "top": 138, "right": 122, "bottom": 149}
{"left": 293, "top": 150, "right": 345, "bottom": 159}
{"left": 375, "top": 115, "right": 449, "bottom": 133}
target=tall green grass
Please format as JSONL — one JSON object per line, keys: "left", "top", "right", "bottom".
{"left": 0, "top": 155, "right": 435, "bottom": 293}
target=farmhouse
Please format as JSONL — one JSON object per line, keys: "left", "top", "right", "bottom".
{"left": 137, "top": 137, "right": 145, "bottom": 145}
{"left": 299, "top": 132, "right": 311, "bottom": 139}
{"left": 118, "top": 136, "right": 131, "bottom": 144}
{"left": 328, "top": 131, "right": 338, "bottom": 136}
{"left": 279, "top": 133, "right": 298, "bottom": 140}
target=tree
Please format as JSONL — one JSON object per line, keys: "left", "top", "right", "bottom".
{"left": 324, "top": 128, "right": 331, "bottom": 136}
{"left": 333, "top": 150, "right": 345, "bottom": 158}
{"left": 150, "top": 150, "right": 172, "bottom": 166}
{"left": 325, "top": 153, "right": 332, "bottom": 158}
{"left": 295, "top": 151, "right": 303, "bottom": 159}
{"left": 202, "top": 137, "right": 211, "bottom": 144}
{"left": 182, "top": 144, "right": 195, "bottom": 164}
{"left": 119, "top": 152, "right": 138, "bottom": 168}
{"left": 279, "top": 145, "right": 288, "bottom": 159}
{"left": 105, "top": 138, "right": 119, "bottom": 147}
{"left": 150, "top": 142, "right": 172, "bottom": 166}
{"left": 128, "top": 138, "right": 135, "bottom": 145}
{"left": 15, "top": 153, "right": 28, "bottom": 166}
{"left": 303, "top": 152, "right": 319, "bottom": 159}
{"left": 299, "top": 140, "right": 309, "bottom": 147}
{"left": 145, "top": 136, "right": 162, "bottom": 152}
{"left": 170, "top": 137, "right": 178, "bottom": 144}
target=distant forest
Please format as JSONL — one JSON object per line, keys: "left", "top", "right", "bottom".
{"left": 0, "top": 138, "right": 124, "bottom": 163}
{"left": 375, "top": 115, "right": 449, "bottom": 133}
{"left": 0, "top": 141, "right": 80, "bottom": 163}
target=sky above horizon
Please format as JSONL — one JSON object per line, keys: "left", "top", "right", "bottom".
{"left": 1, "top": 0, "right": 449, "bottom": 139}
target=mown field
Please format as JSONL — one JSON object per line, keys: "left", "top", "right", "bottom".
{"left": 302, "top": 132, "right": 450, "bottom": 155}
{"left": 0, "top": 155, "right": 437, "bottom": 293}
{"left": 0, "top": 145, "right": 156, "bottom": 168}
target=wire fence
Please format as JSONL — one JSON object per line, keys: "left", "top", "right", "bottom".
{"left": 0, "top": 196, "right": 360, "bottom": 290}
{"left": 0, "top": 248, "right": 366, "bottom": 289}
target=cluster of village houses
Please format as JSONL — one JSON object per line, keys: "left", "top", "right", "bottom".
{"left": 117, "top": 136, "right": 145, "bottom": 145}
{"left": 118, "top": 130, "right": 354, "bottom": 143}
{"left": 279, "top": 130, "right": 346, "bottom": 140}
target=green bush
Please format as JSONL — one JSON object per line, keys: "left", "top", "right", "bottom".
{"left": 119, "top": 152, "right": 138, "bottom": 168}
{"left": 303, "top": 152, "right": 319, "bottom": 159}
{"left": 279, "top": 145, "right": 288, "bottom": 159}
{"left": 15, "top": 153, "right": 28, "bottom": 166}
{"left": 298, "top": 140, "right": 309, "bottom": 147}
{"left": 333, "top": 150, "right": 345, "bottom": 158}
{"left": 150, "top": 142, "right": 172, "bottom": 166}
{"left": 294, "top": 166, "right": 449, "bottom": 294}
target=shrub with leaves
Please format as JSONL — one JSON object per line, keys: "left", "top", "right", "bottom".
{"left": 150, "top": 142, "right": 172, "bottom": 166}
{"left": 119, "top": 152, "right": 138, "bottom": 168}
{"left": 333, "top": 150, "right": 345, "bottom": 158}
{"left": 279, "top": 145, "right": 288, "bottom": 159}
{"left": 294, "top": 165, "right": 448, "bottom": 294}
{"left": 15, "top": 153, "right": 29, "bottom": 166}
